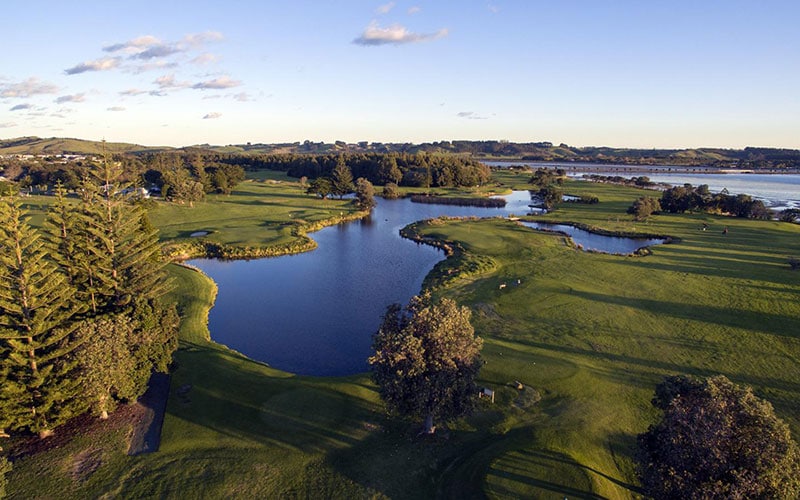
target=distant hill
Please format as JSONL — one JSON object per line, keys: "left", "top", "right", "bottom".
{"left": 0, "top": 137, "right": 173, "bottom": 156}
{"left": 2, "top": 136, "right": 799, "bottom": 169}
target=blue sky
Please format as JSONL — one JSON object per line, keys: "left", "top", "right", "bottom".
{"left": 2, "top": 1, "right": 798, "bottom": 148}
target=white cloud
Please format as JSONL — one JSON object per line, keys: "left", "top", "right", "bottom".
{"left": 408, "top": 6, "right": 421, "bottom": 14}
{"left": 0, "top": 122, "right": 17, "bottom": 128}
{"left": 192, "top": 76, "right": 241, "bottom": 90}
{"left": 376, "top": 2, "right": 395, "bottom": 14}
{"left": 128, "top": 61, "right": 179, "bottom": 74}
{"left": 103, "top": 35, "right": 161, "bottom": 54}
{"left": 107, "top": 106, "right": 126, "bottom": 112}
{"left": 154, "top": 74, "right": 191, "bottom": 89}
{"left": 134, "top": 44, "right": 182, "bottom": 60}
{"left": 183, "top": 31, "right": 224, "bottom": 47}
{"left": 232, "top": 92, "right": 252, "bottom": 102}
{"left": 203, "top": 112, "right": 222, "bottom": 119}
{"left": 119, "top": 88, "right": 148, "bottom": 96}
{"left": 457, "top": 111, "right": 488, "bottom": 120}
{"left": 0, "top": 77, "right": 59, "bottom": 98}
{"left": 353, "top": 22, "right": 449, "bottom": 46}
{"left": 10, "top": 103, "right": 33, "bottom": 111}
{"left": 488, "top": 3, "right": 500, "bottom": 13}
{"left": 55, "top": 93, "right": 86, "bottom": 104}
{"left": 65, "top": 57, "right": 120, "bottom": 75}
{"left": 191, "top": 53, "right": 220, "bottom": 65}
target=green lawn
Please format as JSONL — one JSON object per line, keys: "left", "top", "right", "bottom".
{"left": 6, "top": 175, "right": 800, "bottom": 499}
{"left": 148, "top": 176, "right": 359, "bottom": 248}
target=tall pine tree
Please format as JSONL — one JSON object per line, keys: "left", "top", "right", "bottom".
{"left": 331, "top": 156, "right": 354, "bottom": 198}
{"left": 0, "top": 197, "right": 86, "bottom": 437}
{"left": 74, "top": 153, "right": 178, "bottom": 410}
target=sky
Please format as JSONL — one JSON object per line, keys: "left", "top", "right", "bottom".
{"left": 2, "top": 1, "right": 799, "bottom": 149}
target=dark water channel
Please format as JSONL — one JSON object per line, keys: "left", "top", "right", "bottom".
{"left": 189, "top": 193, "right": 664, "bottom": 376}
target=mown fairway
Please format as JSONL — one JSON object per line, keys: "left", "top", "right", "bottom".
{"left": 6, "top": 174, "right": 800, "bottom": 499}
{"left": 148, "top": 171, "right": 360, "bottom": 248}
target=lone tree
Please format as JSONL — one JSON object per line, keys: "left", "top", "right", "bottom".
{"left": 637, "top": 375, "right": 800, "bottom": 499}
{"left": 331, "top": 156, "right": 354, "bottom": 198}
{"left": 627, "top": 196, "right": 661, "bottom": 220}
{"left": 354, "top": 177, "right": 376, "bottom": 210}
{"left": 369, "top": 294, "right": 482, "bottom": 434}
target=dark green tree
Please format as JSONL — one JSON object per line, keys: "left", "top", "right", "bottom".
{"left": 535, "top": 185, "right": 562, "bottom": 210}
{"left": 306, "top": 177, "right": 333, "bottom": 199}
{"left": 161, "top": 165, "right": 205, "bottom": 206}
{"left": 0, "top": 197, "right": 85, "bottom": 437}
{"left": 331, "top": 156, "right": 355, "bottom": 198}
{"left": 381, "top": 182, "right": 400, "bottom": 199}
{"left": 627, "top": 196, "right": 662, "bottom": 219}
{"left": 637, "top": 375, "right": 800, "bottom": 499}
{"left": 0, "top": 455, "right": 10, "bottom": 499}
{"left": 369, "top": 294, "right": 483, "bottom": 434}
{"left": 354, "top": 177, "right": 376, "bottom": 210}
{"left": 377, "top": 156, "right": 402, "bottom": 185}
{"left": 76, "top": 315, "right": 138, "bottom": 419}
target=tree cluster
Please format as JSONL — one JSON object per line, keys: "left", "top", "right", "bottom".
{"left": 527, "top": 168, "right": 565, "bottom": 210}
{"left": 660, "top": 184, "right": 772, "bottom": 219}
{"left": 144, "top": 152, "right": 245, "bottom": 203}
{"left": 0, "top": 159, "right": 179, "bottom": 438}
{"left": 637, "top": 375, "right": 800, "bottom": 499}
{"left": 224, "top": 152, "right": 491, "bottom": 188}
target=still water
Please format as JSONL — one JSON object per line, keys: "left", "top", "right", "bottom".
{"left": 520, "top": 222, "right": 665, "bottom": 255}
{"left": 190, "top": 198, "right": 515, "bottom": 376}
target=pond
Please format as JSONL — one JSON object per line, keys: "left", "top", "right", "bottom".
{"left": 520, "top": 222, "right": 666, "bottom": 255}
{"left": 189, "top": 192, "right": 665, "bottom": 376}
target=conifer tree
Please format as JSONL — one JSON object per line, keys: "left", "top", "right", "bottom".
{"left": 76, "top": 315, "right": 137, "bottom": 419}
{"left": 0, "top": 197, "right": 85, "bottom": 437}
{"left": 331, "top": 156, "right": 355, "bottom": 198}
{"left": 75, "top": 153, "right": 178, "bottom": 409}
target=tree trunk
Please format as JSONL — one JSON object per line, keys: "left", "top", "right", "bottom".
{"left": 423, "top": 413, "right": 436, "bottom": 434}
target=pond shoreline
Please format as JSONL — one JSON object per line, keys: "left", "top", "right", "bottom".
{"left": 163, "top": 209, "right": 371, "bottom": 261}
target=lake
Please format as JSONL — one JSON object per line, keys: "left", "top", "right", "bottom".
{"left": 190, "top": 198, "right": 517, "bottom": 376}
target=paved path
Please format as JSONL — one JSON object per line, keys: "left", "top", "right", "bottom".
{"left": 127, "top": 372, "right": 171, "bottom": 455}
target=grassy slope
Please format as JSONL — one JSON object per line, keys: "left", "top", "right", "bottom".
{"left": 0, "top": 137, "right": 168, "bottom": 155}
{"left": 6, "top": 172, "right": 800, "bottom": 499}
{"left": 148, "top": 173, "right": 359, "bottom": 247}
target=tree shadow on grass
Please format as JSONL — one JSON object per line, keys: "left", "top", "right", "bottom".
{"left": 165, "top": 347, "right": 380, "bottom": 455}
{"left": 570, "top": 290, "right": 800, "bottom": 339}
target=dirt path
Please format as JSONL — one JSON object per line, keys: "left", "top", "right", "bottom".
{"left": 127, "top": 372, "right": 171, "bottom": 455}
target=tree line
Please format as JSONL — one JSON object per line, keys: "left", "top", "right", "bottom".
{"left": 1, "top": 151, "right": 246, "bottom": 205}
{"left": 221, "top": 152, "right": 492, "bottom": 188}
{"left": 0, "top": 158, "right": 179, "bottom": 440}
